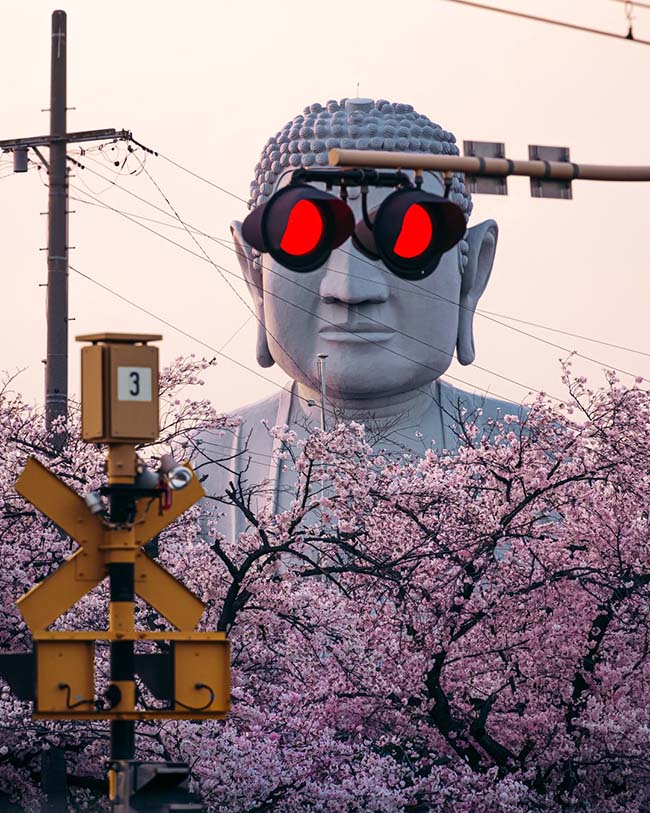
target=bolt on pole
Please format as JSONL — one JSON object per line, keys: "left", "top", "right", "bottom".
{"left": 46, "top": 9, "right": 69, "bottom": 440}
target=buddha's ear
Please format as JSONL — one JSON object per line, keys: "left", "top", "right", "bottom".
{"left": 456, "top": 219, "right": 498, "bottom": 366}
{"left": 231, "top": 220, "right": 274, "bottom": 368}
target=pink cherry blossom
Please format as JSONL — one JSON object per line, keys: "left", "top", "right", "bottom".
{"left": 1, "top": 362, "right": 649, "bottom": 812}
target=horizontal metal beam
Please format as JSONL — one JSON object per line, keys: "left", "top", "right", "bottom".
{"left": 33, "top": 630, "right": 227, "bottom": 641}
{"left": 329, "top": 148, "right": 650, "bottom": 183}
{"left": 0, "top": 127, "right": 131, "bottom": 151}
{"left": 33, "top": 710, "right": 229, "bottom": 721}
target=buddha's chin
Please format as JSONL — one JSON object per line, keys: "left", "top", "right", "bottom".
{"left": 290, "top": 355, "right": 452, "bottom": 403}
{"left": 311, "top": 376, "right": 425, "bottom": 404}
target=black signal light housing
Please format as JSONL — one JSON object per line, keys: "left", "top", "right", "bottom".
{"left": 370, "top": 188, "right": 467, "bottom": 280}
{"left": 242, "top": 183, "right": 354, "bottom": 272}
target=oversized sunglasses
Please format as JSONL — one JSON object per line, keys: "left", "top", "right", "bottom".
{"left": 242, "top": 175, "right": 466, "bottom": 281}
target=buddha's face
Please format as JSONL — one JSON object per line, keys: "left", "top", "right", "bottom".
{"left": 255, "top": 171, "right": 464, "bottom": 400}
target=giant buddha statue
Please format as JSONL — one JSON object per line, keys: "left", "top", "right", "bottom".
{"left": 199, "top": 97, "right": 518, "bottom": 536}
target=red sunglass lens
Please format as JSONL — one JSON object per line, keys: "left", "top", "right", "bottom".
{"left": 393, "top": 204, "right": 433, "bottom": 259}
{"left": 280, "top": 199, "right": 324, "bottom": 256}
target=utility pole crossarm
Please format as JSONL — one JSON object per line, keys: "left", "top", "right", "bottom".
{"left": 0, "top": 128, "right": 132, "bottom": 151}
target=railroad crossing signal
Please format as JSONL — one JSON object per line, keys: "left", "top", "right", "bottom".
{"left": 0, "top": 333, "right": 230, "bottom": 725}
{"left": 11, "top": 456, "right": 229, "bottom": 721}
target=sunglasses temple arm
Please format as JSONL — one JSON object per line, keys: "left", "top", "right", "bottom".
{"left": 443, "top": 171, "right": 453, "bottom": 199}
{"left": 361, "top": 187, "right": 374, "bottom": 231}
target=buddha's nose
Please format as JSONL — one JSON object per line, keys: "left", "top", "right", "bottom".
{"left": 319, "top": 244, "right": 389, "bottom": 306}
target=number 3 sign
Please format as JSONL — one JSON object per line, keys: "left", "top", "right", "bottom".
{"left": 118, "top": 367, "right": 152, "bottom": 402}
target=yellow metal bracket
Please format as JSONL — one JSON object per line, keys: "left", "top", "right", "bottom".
{"left": 31, "top": 632, "right": 229, "bottom": 720}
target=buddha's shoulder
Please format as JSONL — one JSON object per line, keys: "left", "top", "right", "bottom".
{"left": 200, "top": 390, "right": 284, "bottom": 442}
{"left": 438, "top": 380, "right": 523, "bottom": 425}
{"left": 195, "top": 391, "right": 285, "bottom": 505}
{"left": 195, "top": 389, "right": 285, "bottom": 467}
{"left": 231, "top": 390, "right": 287, "bottom": 425}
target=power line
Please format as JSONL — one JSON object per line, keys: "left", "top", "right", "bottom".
{"left": 127, "top": 149, "right": 335, "bottom": 414}
{"left": 72, "top": 182, "right": 456, "bottom": 454}
{"left": 67, "top": 155, "right": 648, "bottom": 385}
{"left": 71, "top": 190, "right": 650, "bottom": 362}
{"left": 68, "top": 264, "right": 330, "bottom": 418}
{"left": 68, "top": 179, "right": 647, "bottom": 394}
{"left": 336, "top": 240, "right": 650, "bottom": 372}
{"left": 71, "top": 148, "right": 311, "bottom": 395}
{"left": 611, "top": 0, "right": 650, "bottom": 11}
{"left": 478, "top": 309, "right": 650, "bottom": 359}
{"left": 71, "top": 261, "right": 539, "bottom": 470}
{"left": 69, "top": 179, "right": 647, "bottom": 391}
{"left": 116, "top": 143, "right": 650, "bottom": 363}
{"left": 451, "top": 300, "right": 648, "bottom": 380}
{"left": 71, "top": 267, "right": 288, "bottom": 467}
{"left": 440, "top": 0, "right": 650, "bottom": 45}
{"left": 218, "top": 315, "right": 253, "bottom": 353}
{"left": 132, "top": 139, "right": 249, "bottom": 205}
{"left": 69, "top": 264, "right": 478, "bottom": 462}
{"left": 70, "top": 181, "right": 541, "bottom": 395}
{"left": 70, "top": 181, "right": 555, "bottom": 403}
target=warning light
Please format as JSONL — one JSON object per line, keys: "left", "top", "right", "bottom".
{"left": 242, "top": 171, "right": 466, "bottom": 280}
{"left": 393, "top": 204, "right": 434, "bottom": 259}
{"left": 280, "top": 199, "right": 324, "bottom": 256}
{"left": 242, "top": 183, "right": 354, "bottom": 272}
{"left": 371, "top": 188, "right": 466, "bottom": 280}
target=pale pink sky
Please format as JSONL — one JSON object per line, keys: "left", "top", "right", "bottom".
{"left": 1, "top": 0, "right": 648, "bottom": 413}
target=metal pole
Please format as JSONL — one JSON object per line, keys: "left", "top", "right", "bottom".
{"left": 316, "top": 354, "right": 328, "bottom": 431}
{"left": 329, "top": 147, "right": 650, "bottom": 182}
{"left": 106, "top": 446, "right": 137, "bottom": 811}
{"left": 40, "top": 748, "right": 68, "bottom": 813}
{"left": 46, "top": 9, "right": 69, "bottom": 436}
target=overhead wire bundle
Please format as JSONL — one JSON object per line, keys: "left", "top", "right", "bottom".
{"left": 66, "top": 145, "right": 649, "bottom": 396}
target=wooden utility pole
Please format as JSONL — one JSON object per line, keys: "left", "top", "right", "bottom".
{"left": 46, "top": 9, "right": 69, "bottom": 436}
{"left": 0, "top": 9, "right": 132, "bottom": 441}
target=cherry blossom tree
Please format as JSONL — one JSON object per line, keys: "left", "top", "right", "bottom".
{"left": 1, "top": 359, "right": 649, "bottom": 813}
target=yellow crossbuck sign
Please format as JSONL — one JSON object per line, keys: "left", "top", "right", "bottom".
{"left": 16, "top": 458, "right": 206, "bottom": 633}
{"left": 11, "top": 456, "right": 229, "bottom": 721}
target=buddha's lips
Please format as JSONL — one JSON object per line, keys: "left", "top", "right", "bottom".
{"left": 319, "top": 323, "right": 394, "bottom": 343}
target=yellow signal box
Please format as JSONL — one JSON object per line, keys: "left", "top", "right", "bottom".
{"left": 77, "top": 333, "right": 161, "bottom": 444}
{"left": 174, "top": 641, "right": 230, "bottom": 714}
{"left": 36, "top": 640, "right": 94, "bottom": 714}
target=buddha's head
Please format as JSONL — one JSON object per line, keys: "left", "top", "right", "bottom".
{"left": 232, "top": 97, "right": 498, "bottom": 401}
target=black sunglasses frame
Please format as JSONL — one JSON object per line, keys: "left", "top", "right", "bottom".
{"left": 243, "top": 168, "right": 466, "bottom": 280}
